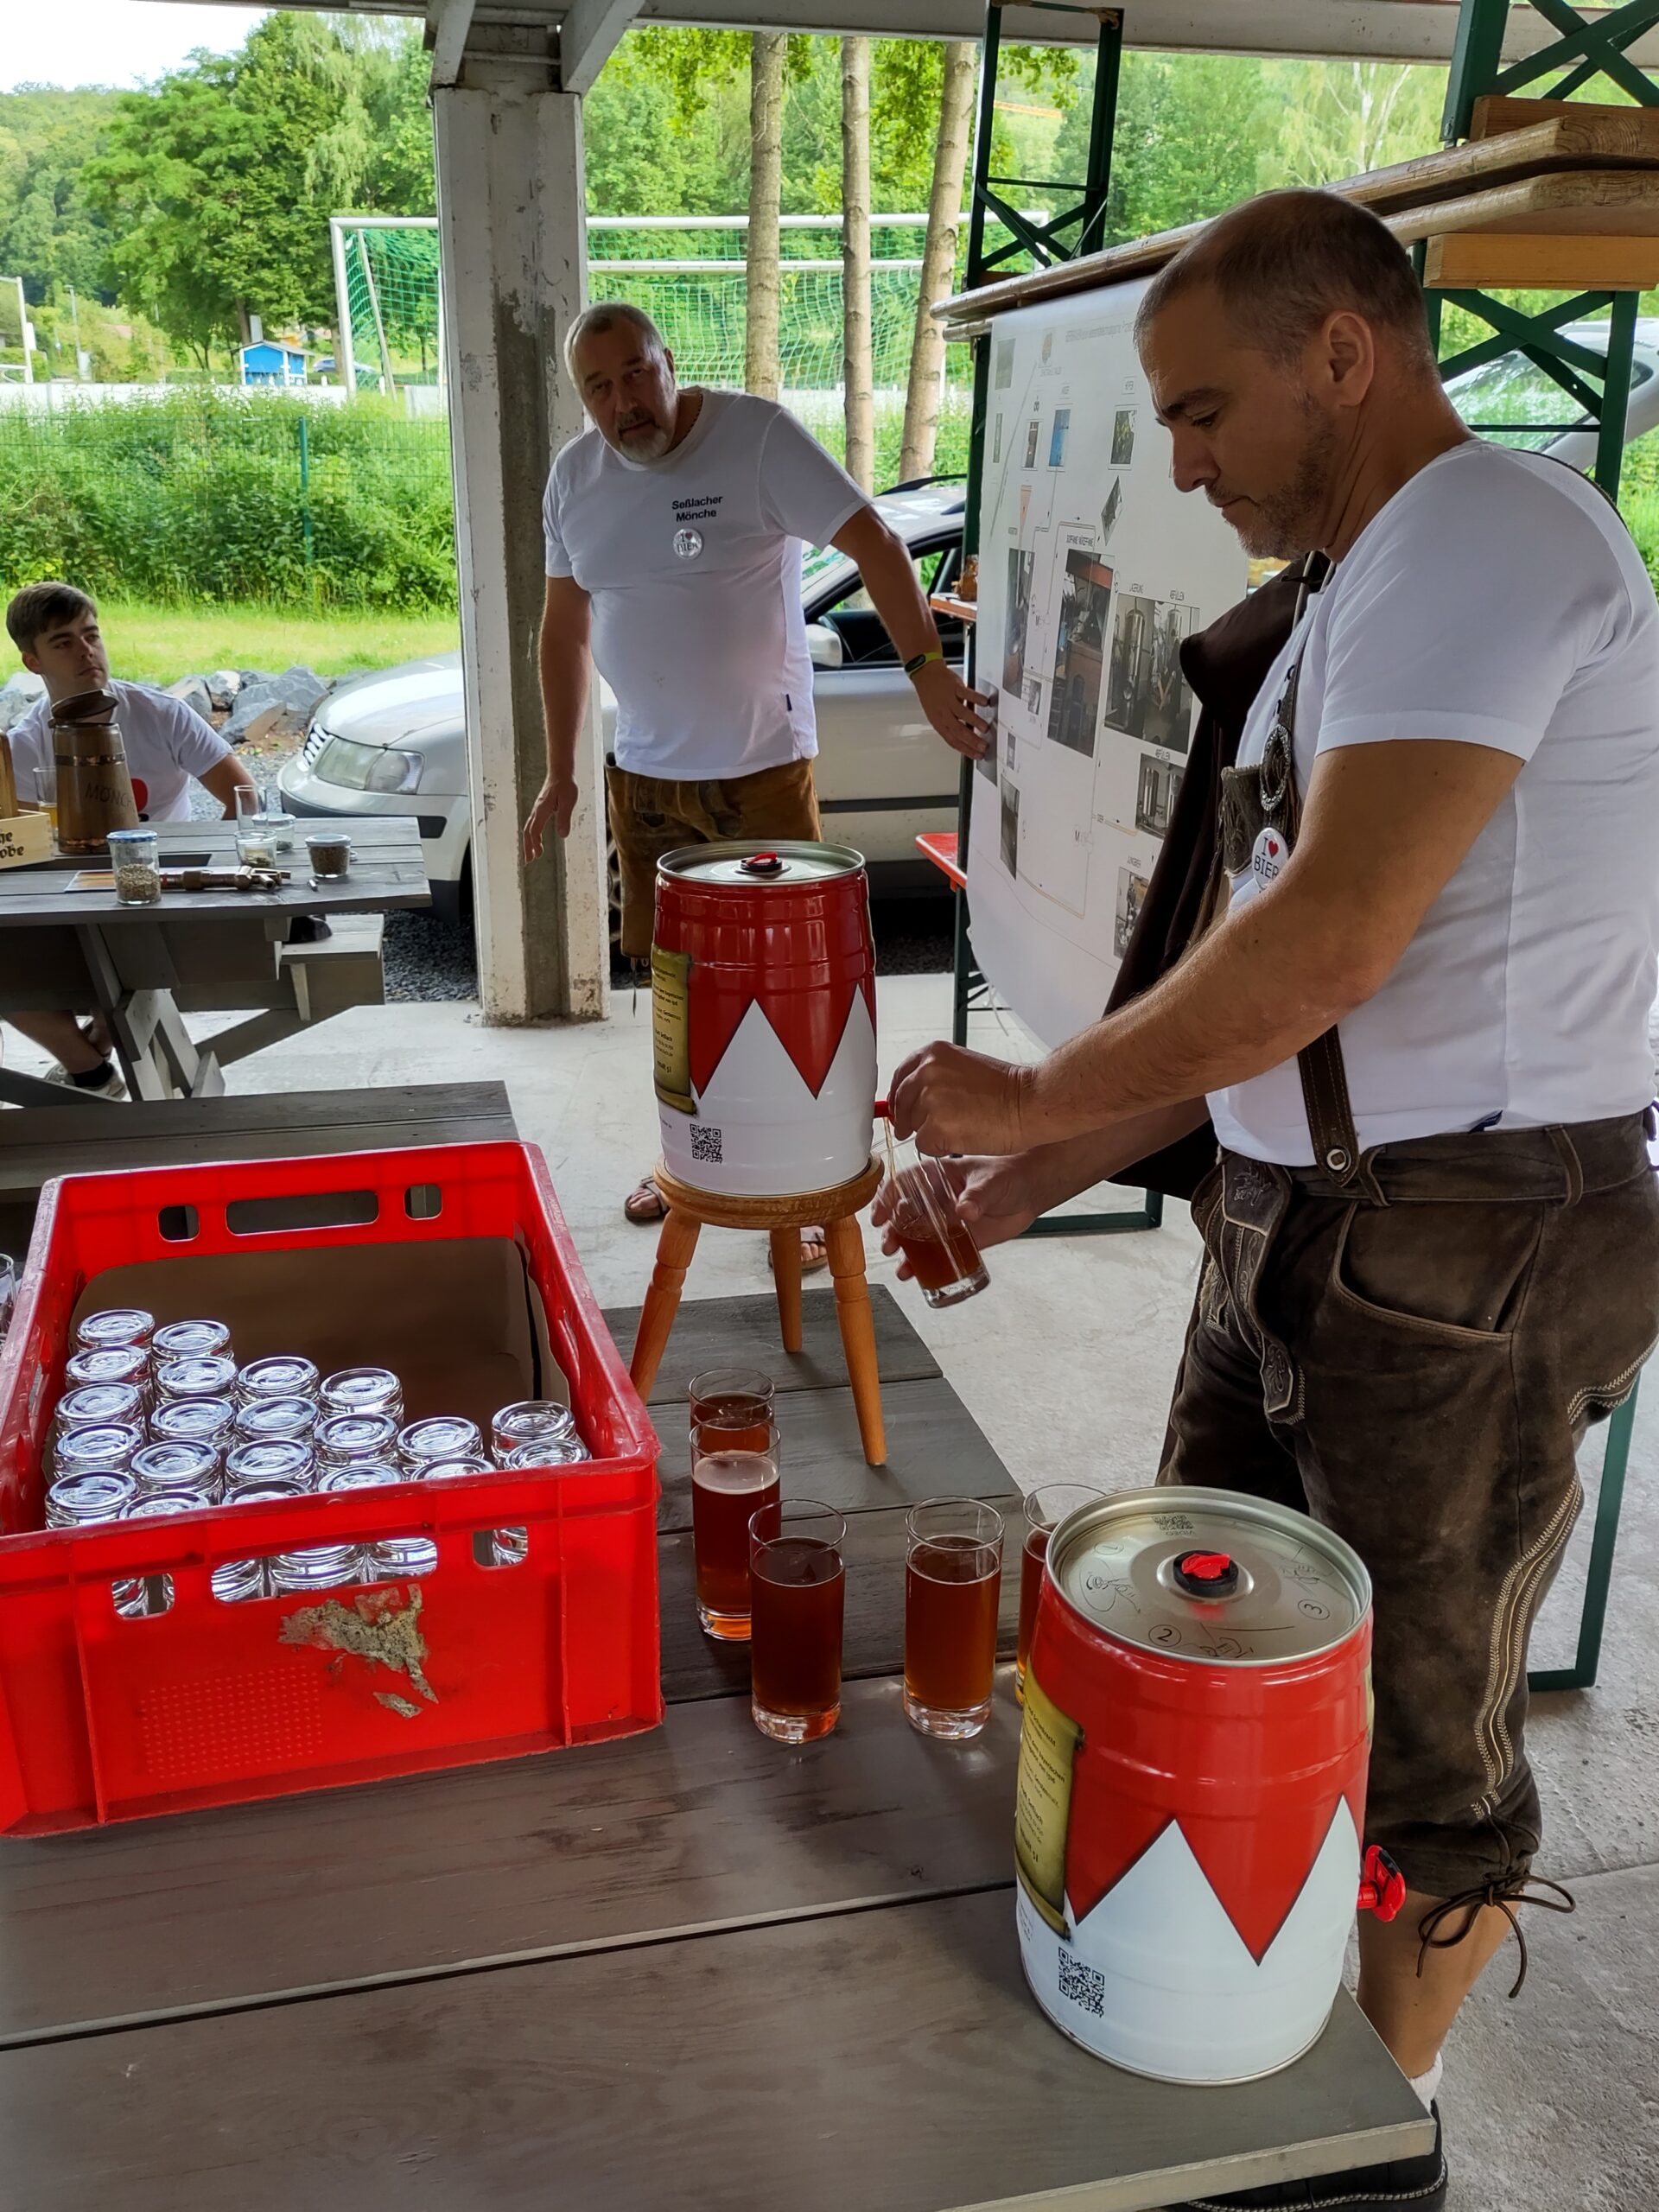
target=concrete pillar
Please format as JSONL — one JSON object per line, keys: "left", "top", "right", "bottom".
{"left": 433, "top": 47, "right": 608, "bottom": 1023}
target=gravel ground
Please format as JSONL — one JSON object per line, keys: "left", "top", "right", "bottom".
{"left": 205, "top": 734, "right": 954, "bottom": 1003}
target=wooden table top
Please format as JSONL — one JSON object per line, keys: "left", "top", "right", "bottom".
{"left": 0, "top": 1286, "right": 1432, "bottom": 2209}
{"left": 0, "top": 816, "right": 429, "bottom": 928}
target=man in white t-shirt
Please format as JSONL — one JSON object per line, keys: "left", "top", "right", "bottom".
{"left": 524, "top": 300, "right": 991, "bottom": 1237}
{"left": 883, "top": 194, "right": 1659, "bottom": 2211}
{"left": 4, "top": 582, "right": 256, "bottom": 1097}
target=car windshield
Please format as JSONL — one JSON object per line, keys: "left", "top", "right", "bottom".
{"left": 802, "top": 541, "right": 855, "bottom": 598}
{"left": 1446, "top": 339, "right": 1655, "bottom": 449}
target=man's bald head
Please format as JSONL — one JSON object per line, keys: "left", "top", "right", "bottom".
{"left": 1136, "top": 190, "right": 1435, "bottom": 378}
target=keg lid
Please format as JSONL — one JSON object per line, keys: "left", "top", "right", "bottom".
{"left": 1046, "top": 1486, "right": 1370, "bottom": 1665}
{"left": 657, "top": 839, "right": 866, "bottom": 887}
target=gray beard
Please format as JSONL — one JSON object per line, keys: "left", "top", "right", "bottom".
{"left": 609, "top": 418, "right": 673, "bottom": 463}
{"left": 1233, "top": 409, "right": 1339, "bottom": 560}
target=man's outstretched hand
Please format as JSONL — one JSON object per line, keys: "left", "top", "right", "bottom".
{"left": 523, "top": 776, "right": 579, "bottom": 862}
{"left": 912, "top": 659, "right": 995, "bottom": 760}
{"left": 888, "top": 1040, "right": 1032, "bottom": 1157}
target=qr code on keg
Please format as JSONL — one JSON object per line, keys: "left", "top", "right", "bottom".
{"left": 690, "top": 1123, "right": 722, "bottom": 1166}
{"left": 1057, "top": 1948, "right": 1105, "bottom": 2018}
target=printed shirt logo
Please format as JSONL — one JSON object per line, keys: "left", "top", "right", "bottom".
{"left": 673, "top": 527, "right": 703, "bottom": 560}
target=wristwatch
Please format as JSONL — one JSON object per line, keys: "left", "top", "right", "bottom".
{"left": 904, "top": 648, "right": 944, "bottom": 678}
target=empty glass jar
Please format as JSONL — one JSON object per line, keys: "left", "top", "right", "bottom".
{"left": 51, "top": 1422, "right": 144, "bottom": 1479}
{"left": 156, "top": 1355, "right": 238, "bottom": 1405}
{"left": 237, "top": 1356, "right": 321, "bottom": 1406}
{"left": 234, "top": 1395, "right": 319, "bottom": 1446}
{"left": 54, "top": 1381, "right": 145, "bottom": 1436}
{"left": 152, "top": 1397, "right": 236, "bottom": 1451}
{"left": 398, "top": 1416, "right": 482, "bottom": 1470}
{"left": 76, "top": 1308, "right": 154, "bottom": 1357}
{"left": 152, "top": 1319, "right": 233, "bottom": 1364}
{"left": 319, "top": 1367, "right": 404, "bottom": 1424}
{"left": 224, "top": 1440, "right": 315, "bottom": 1491}
{"left": 492, "top": 1399, "right": 581, "bottom": 1464}
{"left": 46, "top": 1471, "right": 137, "bottom": 1527}
{"left": 316, "top": 1412, "right": 401, "bottom": 1469}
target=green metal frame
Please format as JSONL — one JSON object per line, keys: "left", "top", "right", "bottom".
{"left": 1432, "top": 0, "right": 1649, "bottom": 1688}
{"left": 951, "top": 4, "right": 1161, "bottom": 1237}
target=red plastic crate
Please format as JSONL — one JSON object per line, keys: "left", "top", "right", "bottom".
{"left": 0, "top": 1141, "right": 662, "bottom": 1834}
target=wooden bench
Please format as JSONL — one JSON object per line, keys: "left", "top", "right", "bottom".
{"left": 0, "top": 1080, "right": 516, "bottom": 1256}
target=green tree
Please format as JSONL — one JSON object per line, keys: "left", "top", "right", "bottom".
{"left": 81, "top": 15, "right": 432, "bottom": 369}
{"left": 0, "top": 88, "right": 124, "bottom": 306}
{"left": 1055, "top": 49, "right": 1267, "bottom": 249}
{"left": 1260, "top": 60, "right": 1446, "bottom": 187}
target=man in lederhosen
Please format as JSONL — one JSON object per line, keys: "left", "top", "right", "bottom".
{"left": 884, "top": 191, "right": 1659, "bottom": 2212}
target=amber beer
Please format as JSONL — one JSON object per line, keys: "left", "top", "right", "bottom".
{"left": 690, "top": 1450, "right": 779, "bottom": 1640}
{"left": 903, "top": 1499, "right": 1004, "bottom": 1739}
{"left": 688, "top": 1367, "right": 777, "bottom": 1459}
{"left": 748, "top": 1504, "right": 846, "bottom": 1744}
{"left": 883, "top": 1150, "right": 988, "bottom": 1308}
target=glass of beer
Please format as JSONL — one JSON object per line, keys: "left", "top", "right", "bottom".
{"left": 748, "top": 1498, "right": 846, "bottom": 1744}
{"left": 1017, "top": 1484, "right": 1106, "bottom": 1702}
{"left": 688, "top": 1367, "right": 776, "bottom": 1460}
{"left": 880, "top": 1141, "right": 988, "bottom": 1308}
{"left": 904, "top": 1497, "right": 1003, "bottom": 1739}
{"left": 690, "top": 1444, "right": 779, "bottom": 1641}
{"left": 29, "top": 761, "right": 58, "bottom": 839}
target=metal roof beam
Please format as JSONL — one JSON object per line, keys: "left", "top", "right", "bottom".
{"left": 558, "top": 0, "right": 643, "bottom": 89}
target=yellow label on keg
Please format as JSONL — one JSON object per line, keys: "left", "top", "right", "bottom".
{"left": 651, "top": 945, "right": 696, "bottom": 1116}
{"left": 1014, "top": 1667, "right": 1082, "bottom": 1936}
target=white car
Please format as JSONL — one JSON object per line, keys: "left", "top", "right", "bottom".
{"left": 279, "top": 484, "right": 970, "bottom": 927}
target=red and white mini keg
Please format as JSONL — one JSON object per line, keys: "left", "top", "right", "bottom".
{"left": 1015, "top": 1487, "right": 1380, "bottom": 2084}
{"left": 652, "top": 842, "right": 878, "bottom": 1199}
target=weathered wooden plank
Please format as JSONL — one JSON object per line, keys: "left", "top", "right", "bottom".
{"left": 659, "top": 1502, "right": 1020, "bottom": 1704}
{"left": 0, "top": 1890, "right": 1430, "bottom": 2212}
{"left": 0, "top": 1672, "right": 1021, "bottom": 2047}
{"left": 653, "top": 1374, "right": 1016, "bottom": 1534}
{"left": 0, "top": 1086, "right": 517, "bottom": 1198}
{"left": 602, "top": 1284, "right": 940, "bottom": 1404}
{"left": 1424, "top": 229, "right": 1659, "bottom": 288}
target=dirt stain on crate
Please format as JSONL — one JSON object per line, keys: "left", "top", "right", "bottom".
{"left": 279, "top": 1587, "right": 437, "bottom": 1707}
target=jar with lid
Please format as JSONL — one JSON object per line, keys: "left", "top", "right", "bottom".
{"left": 225, "top": 1439, "right": 315, "bottom": 1491}
{"left": 152, "top": 1396, "right": 236, "bottom": 1450}
{"left": 237, "top": 1355, "right": 321, "bottom": 1406}
{"left": 270, "top": 1543, "right": 361, "bottom": 1594}
{"left": 156, "top": 1354, "right": 238, "bottom": 1404}
{"left": 234, "top": 1395, "right": 318, "bottom": 1446}
{"left": 131, "top": 1440, "right": 221, "bottom": 1503}
{"left": 153, "top": 1319, "right": 233, "bottom": 1364}
{"left": 107, "top": 827, "right": 162, "bottom": 907}
{"left": 503, "top": 1434, "right": 591, "bottom": 1468}
{"left": 492, "top": 1399, "right": 581, "bottom": 1464}
{"left": 64, "top": 1345, "right": 152, "bottom": 1403}
{"left": 76, "top": 1307, "right": 154, "bottom": 1356}
{"left": 54, "top": 1381, "right": 145, "bottom": 1436}
{"left": 51, "top": 1421, "right": 144, "bottom": 1479}
{"left": 398, "top": 1415, "right": 483, "bottom": 1469}
{"left": 46, "top": 1470, "right": 137, "bottom": 1527}
{"left": 319, "top": 1367, "right": 404, "bottom": 1423}
{"left": 316, "top": 1411, "right": 401, "bottom": 1469}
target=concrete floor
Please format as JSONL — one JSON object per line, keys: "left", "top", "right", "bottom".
{"left": 8, "top": 975, "right": 1656, "bottom": 2209}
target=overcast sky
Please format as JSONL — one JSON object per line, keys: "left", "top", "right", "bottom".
{"left": 1, "top": 2, "right": 266, "bottom": 92}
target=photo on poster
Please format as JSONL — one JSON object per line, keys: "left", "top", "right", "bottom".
{"left": 1048, "top": 408, "right": 1071, "bottom": 469}
{"left": 1106, "top": 594, "right": 1199, "bottom": 754}
{"left": 1111, "top": 409, "right": 1136, "bottom": 467}
{"left": 1100, "top": 476, "right": 1124, "bottom": 547}
{"left": 1001, "top": 783, "right": 1020, "bottom": 878}
{"left": 1024, "top": 673, "right": 1043, "bottom": 716}
{"left": 993, "top": 414, "right": 1003, "bottom": 464}
{"left": 1024, "top": 417, "right": 1040, "bottom": 468}
{"left": 1002, "top": 546, "right": 1034, "bottom": 692}
{"left": 1046, "top": 549, "right": 1114, "bottom": 759}
{"left": 995, "top": 336, "right": 1014, "bottom": 390}
{"left": 1135, "top": 749, "right": 1185, "bottom": 839}
{"left": 1114, "top": 866, "right": 1151, "bottom": 958}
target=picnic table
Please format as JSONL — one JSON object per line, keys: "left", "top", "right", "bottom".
{"left": 0, "top": 817, "right": 429, "bottom": 1107}
{"left": 0, "top": 1280, "right": 1430, "bottom": 2211}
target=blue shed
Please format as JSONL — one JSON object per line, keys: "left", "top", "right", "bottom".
{"left": 238, "top": 340, "right": 308, "bottom": 387}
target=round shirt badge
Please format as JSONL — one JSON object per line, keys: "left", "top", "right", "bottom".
{"left": 1250, "top": 825, "right": 1287, "bottom": 889}
{"left": 673, "top": 527, "right": 703, "bottom": 560}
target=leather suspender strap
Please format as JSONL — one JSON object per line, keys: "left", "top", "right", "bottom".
{"left": 1262, "top": 565, "right": 1364, "bottom": 1185}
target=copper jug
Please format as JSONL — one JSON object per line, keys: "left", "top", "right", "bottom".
{"left": 51, "top": 690, "right": 140, "bottom": 856}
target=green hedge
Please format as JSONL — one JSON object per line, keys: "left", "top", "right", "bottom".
{"left": 0, "top": 392, "right": 456, "bottom": 613}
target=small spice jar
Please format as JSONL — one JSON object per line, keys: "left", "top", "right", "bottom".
{"left": 398, "top": 1415, "right": 483, "bottom": 1470}
{"left": 131, "top": 1440, "right": 222, "bottom": 1503}
{"left": 319, "top": 1367, "right": 404, "bottom": 1424}
{"left": 54, "top": 1380, "right": 146, "bottom": 1436}
{"left": 64, "top": 1344, "right": 152, "bottom": 1407}
{"left": 237, "top": 1355, "right": 320, "bottom": 1407}
{"left": 156, "top": 1354, "right": 238, "bottom": 1405}
{"left": 305, "top": 829, "right": 353, "bottom": 884}
{"left": 107, "top": 827, "right": 162, "bottom": 906}
{"left": 151, "top": 1396, "right": 236, "bottom": 1451}
{"left": 233, "top": 1395, "right": 319, "bottom": 1446}
{"left": 225, "top": 1439, "right": 315, "bottom": 1491}
{"left": 492, "top": 1398, "right": 582, "bottom": 1465}
{"left": 51, "top": 1421, "right": 144, "bottom": 1479}
{"left": 76, "top": 1307, "right": 155, "bottom": 1357}
{"left": 153, "top": 1319, "right": 234, "bottom": 1364}
{"left": 316, "top": 1411, "right": 401, "bottom": 1469}
{"left": 46, "top": 1470, "right": 137, "bottom": 1528}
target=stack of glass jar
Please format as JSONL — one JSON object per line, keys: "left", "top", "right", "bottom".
{"left": 41, "top": 1313, "right": 591, "bottom": 1599}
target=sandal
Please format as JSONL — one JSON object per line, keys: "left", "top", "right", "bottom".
{"left": 623, "top": 1174, "right": 669, "bottom": 1225}
{"left": 770, "top": 1229, "right": 830, "bottom": 1277}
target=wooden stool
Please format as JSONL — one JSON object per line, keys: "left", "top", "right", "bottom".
{"left": 629, "top": 1157, "right": 887, "bottom": 1465}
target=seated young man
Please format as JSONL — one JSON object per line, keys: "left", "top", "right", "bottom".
{"left": 4, "top": 581, "right": 257, "bottom": 1099}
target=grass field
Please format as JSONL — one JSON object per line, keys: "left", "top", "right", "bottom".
{"left": 9, "top": 602, "right": 461, "bottom": 690}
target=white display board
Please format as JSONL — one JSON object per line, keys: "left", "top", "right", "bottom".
{"left": 969, "top": 278, "right": 1249, "bottom": 1047}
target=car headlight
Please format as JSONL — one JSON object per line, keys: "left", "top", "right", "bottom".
{"left": 315, "top": 737, "right": 423, "bottom": 794}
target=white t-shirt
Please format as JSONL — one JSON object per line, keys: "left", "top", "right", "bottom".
{"left": 543, "top": 389, "right": 870, "bottom": 779}
{"left": 10, "top": 678, "right": 231, "bottom": 823}
{"left": 1211, "top": 441, "right": 1659, "bottom": 1165}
